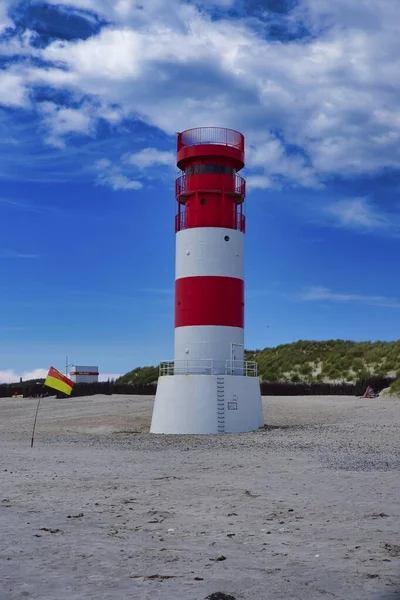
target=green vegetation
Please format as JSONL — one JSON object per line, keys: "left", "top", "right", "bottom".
{"left": 117, "top": 340, "right": 400, "bottom": 385}
{"left": 116, "top": 366, "right": 159, "bottom": 385}
{"left": 388, "top": 379, "right": 400, "bottom": 396}
{"left": 246, "top": 339, "right": 400, "bottom": 383}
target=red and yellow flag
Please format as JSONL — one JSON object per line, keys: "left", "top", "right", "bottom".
{"left": 45, "top": 366, "right": 74, "bottom": 396}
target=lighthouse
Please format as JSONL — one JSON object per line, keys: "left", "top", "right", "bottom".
{"left": 150, "top": 127, "right": 264, "bottom": 434}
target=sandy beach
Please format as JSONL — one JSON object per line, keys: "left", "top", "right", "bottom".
{"left": 1, "top": 394, "right": 399, "bottom": 600}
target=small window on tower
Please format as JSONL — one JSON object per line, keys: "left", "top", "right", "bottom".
{"left": 224, "top": 235, "right": 230, "bottom": 242}
{"left": 200, "top": 198, "right": 206, "bottom": 205}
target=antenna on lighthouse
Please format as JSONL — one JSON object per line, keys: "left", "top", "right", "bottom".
{"left": 150, "top": 127, "right": 264, "bottom": 434}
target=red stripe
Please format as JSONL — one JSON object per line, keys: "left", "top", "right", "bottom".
{"left": 175, "top": 276, "right": 244, "bottom": 328}
{"left": 48, "top": 366, "right": 73, "bottom": 387}
{"left": 70, "top": 372, "right": 98, "bottom": 376}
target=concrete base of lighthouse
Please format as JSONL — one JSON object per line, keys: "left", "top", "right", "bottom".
{"left": 150, "top": 375, "right": 264, "bottom": 434}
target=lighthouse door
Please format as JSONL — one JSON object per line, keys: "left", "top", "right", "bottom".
{"left": 230, "top": 343, "right": 244, "bottom": 375}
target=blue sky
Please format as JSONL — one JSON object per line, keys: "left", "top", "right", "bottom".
{"left": 1, "top": 0, "right": 399, "bottom": 382}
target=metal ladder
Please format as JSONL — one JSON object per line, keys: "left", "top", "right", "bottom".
{"left": 216, "top": 376, "right": 225, "bottom": 433}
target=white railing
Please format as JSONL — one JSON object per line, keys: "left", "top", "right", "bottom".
{"left": 225, "top": 360, "right": 258, "bottom": 377}
{"left": 159, "top": 360, "right": 258, "bottom": 377}
{"left": 177, "top": 127, "right": 244, "bottom": 152}
{"left": 160, "top": 360, "right": 214, "bottom": 376}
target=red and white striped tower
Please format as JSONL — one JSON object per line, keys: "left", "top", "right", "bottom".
{"left": 150, "top": 127, "right": 263, "bottom": 434}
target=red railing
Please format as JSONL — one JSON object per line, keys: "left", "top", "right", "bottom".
{"left": 175, "top": 173, "right": 246, "bottom": 201}
{"left": 175, "top": 210, "right": 246, "bottom": 233}
{"left": 177, "top": 127, "right": 244, "bottom": 152}
{"left": 237, "top": 212, "right": 246, "bottom": 233}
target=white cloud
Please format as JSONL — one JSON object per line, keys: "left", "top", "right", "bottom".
{"left": 247, "top": 134, "right": 320, "bottom": 188}
{"left": 0, "top": 369, "right": 121, "bottom": 384}
{"left": 95, "top": 158, "right": 143, "bottom": 191}
{"left": 0, "top": 72, "right": 28, "bottom": 108}
{"left": 94, "top": 148, "right": 174, "bottom": 191}
{"left": 246, "top": 174, "right": 273, "bottom": 191}
{"left": 38, "top": 102, "right": 95, "bottom": 147}
{"left": 0, "top": 30, "right": 34, "bottom": 58}
{"left": 0, "top": 369, "right": 48, "bottom": 384}
{"left": 45, "top": 0, "right": 196, "bottom": 29}
{"left": 98, "top": 373, "right": 122, "bottom": 381}
{"left": 0, "top": 2, "right": 12, "bottom": 34}
{"left": 2, "top": 0, "right": 400, "bottom": 189}
{"left": 325, "top": 197, "right": 391, "bottom": 232}
{"left": 123, "top": 148, "right": 174, "bottom": 170}
{"left": 0, "top": 249, "right": 39, "bottom": 259}
{"left": 300, "top": 286, "right": 400, "bottom": 308}
{"left": 43, "top": 29, "right": 143, "bottom": 80}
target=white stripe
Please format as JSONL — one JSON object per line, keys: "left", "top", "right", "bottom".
{"left": 151, "top": 375, "right": 263, "bottom": 434}
{"left": 174, "top": 325, "right": 244, "bottom": 369}
{"left": 176, "top": 228, "right": 244, "bottom": 280}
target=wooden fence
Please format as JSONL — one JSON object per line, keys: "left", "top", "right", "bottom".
{"left": 0, "top": 376, "right": 393, "bottom": 399}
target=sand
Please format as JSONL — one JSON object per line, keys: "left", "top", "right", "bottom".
{"left": 1, "top": 394, "right": 399, "bottom": 600}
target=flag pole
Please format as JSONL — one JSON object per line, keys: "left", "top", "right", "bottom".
{"left": 31, "top": 397, "right": 42, "bottom": 448}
